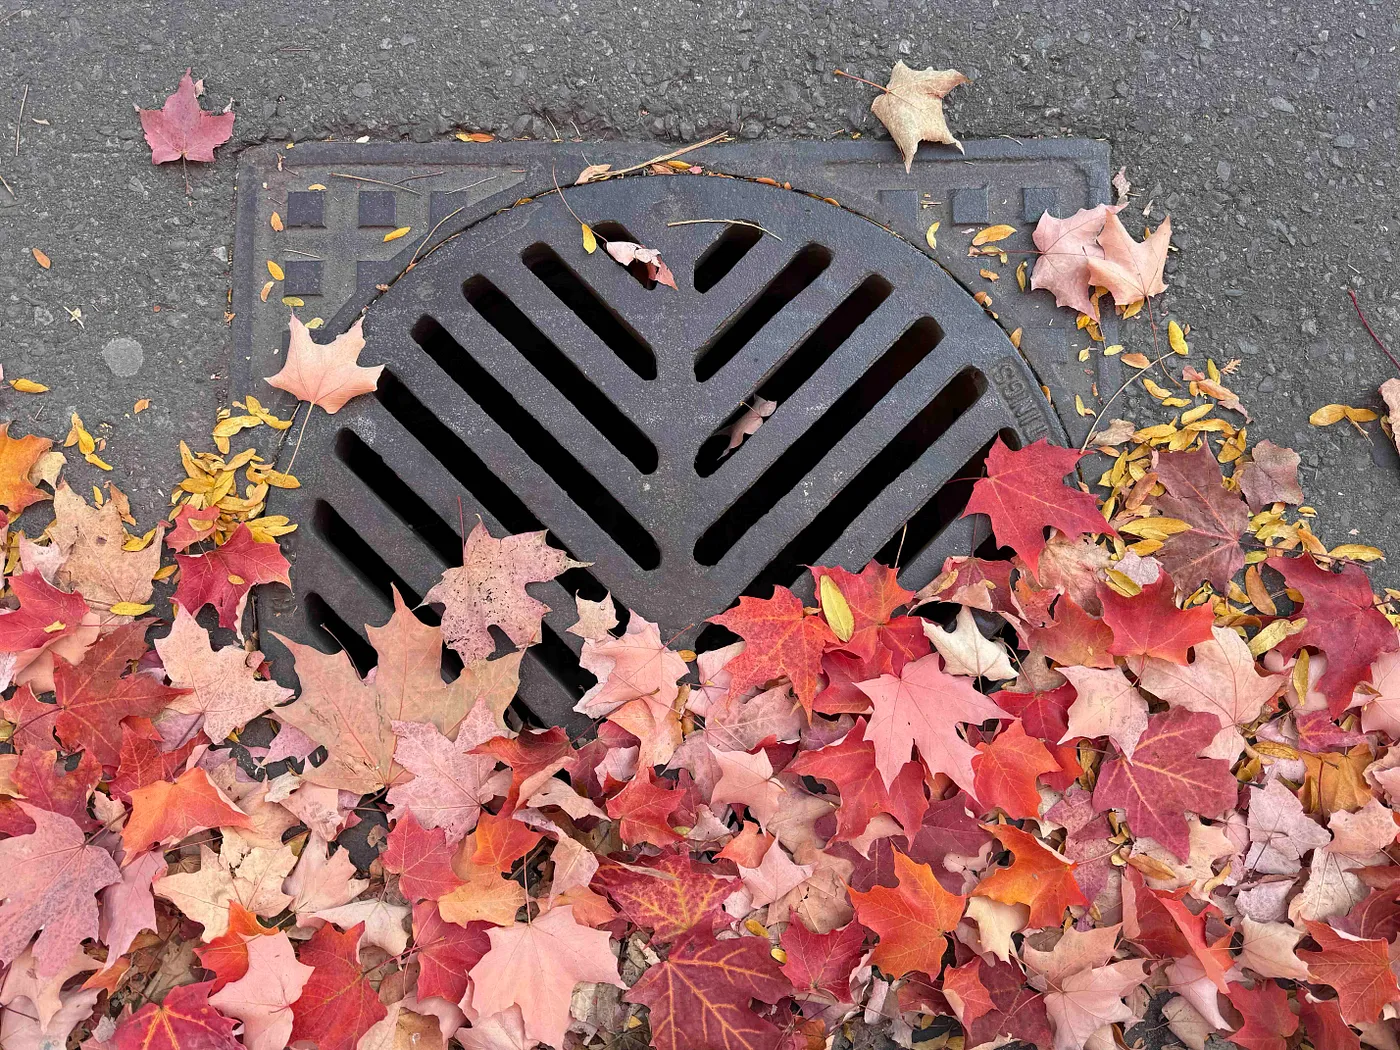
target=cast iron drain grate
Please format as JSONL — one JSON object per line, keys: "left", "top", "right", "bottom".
{"left": 230, "top": 141, "right": 1114, "bottom": 728}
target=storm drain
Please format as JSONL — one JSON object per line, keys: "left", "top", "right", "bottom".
{"left": 231, "top": 141, "right": 1114, "bottom": 727}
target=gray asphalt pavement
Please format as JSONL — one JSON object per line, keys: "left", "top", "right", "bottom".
{"left": 0, "top": 2, "right": 1396, "bottom": 563}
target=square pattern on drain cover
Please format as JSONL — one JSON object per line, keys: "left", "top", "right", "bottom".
{"left": 357, "top": 191, "right": 397, "bottom": 227}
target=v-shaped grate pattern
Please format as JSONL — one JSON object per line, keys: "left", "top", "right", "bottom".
{"left": 267, "top": 176, "right": 1059, "bottom": 726}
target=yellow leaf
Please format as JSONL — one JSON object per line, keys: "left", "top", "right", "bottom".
{"left": 281, "top": 296, "right": 304, "bottom": 307}
{"left": 1118, "top": 517, "right": 1193, "bottom": 539}
{"left": 266, "top": 260, "right": 285, "bottom": 280}
{"left": 1329, "top": 544, "right": 1385, "bottom": 562}
{"left": 153, "top": 564, "right": 178, "bottom": 582}
{"left": 383, "top": 226, "right": 411, "bottom": 243}
{"left": 455, "top": 132, "right": 495, "bottom": 142}
{"left": 84, "top": 452, "right": 113, "bottom": 471}
{"left": 110, "top": 601, "right": 154, "bottom": 616}
{"left": 226, "top": 573, "right": 246, "bottom": 587}
{"left": 1346, "top": 407, "right": 1379, "bottom": 423}
{"left": 9, "top": 378, "right": 47, "bottom": 393}
{"left": 1167, "top": 320, "right": 1189, "bottom": 355}
{"left": 1181, "top": 403, "right": 1213, "bottom": 424}
{"left": 31, "top": 247, "right": 50, "bottom": 270}
{"left": 270, "top": 211, "right": 284, "bottom": 232}
{"left": 1009, "top": 327, "right": 1022, "bottom": 349}
{"left": 42, "top": 620, "right": 65, "bottom": 634}
{"left": 1074, "top": 394, "right": 1094, "bottom": 418}
{"left": 1248, "top": 617, "right": 1308, "bottom": 657}
{"left": 1015, "top": 259, "right": 1027, "bottom": 291}
{"left": 1121, "top": 352, "right": 1151, "bottom": 369}
{"left": 971, "top": 224, "right": 1016, "bottom": 246}
{"left": 979, "top": 268, "right": 1000, "bottom": 282}
{"left": 134, "top": 398, "right": 151, "bottom": 413}
{"left": 1104, "top": 344, "right": 1123, "bottom": 356}
{"left": 819, "top": 575, "right": 855, "bottom": 643}
{"left": 582, "top": 223, "right": 598, "bottom": 254}
{"left": 1078, "top": 348, "right": 1090, "bottom": 363}
{"left": 1122, "top": 299, "right": 1144, "bottom": 319}
{"left": 1142, "top": 378, "right": 1172, "bottom": 400}
{"left": 925, "top": 221, "right": 940, "bottom": 250}
{"left": 1310, "top": 405, "right": 1349, "bottom": 425}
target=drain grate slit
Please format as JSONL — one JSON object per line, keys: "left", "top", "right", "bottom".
{"left": 407, "top": 323, "right": 662, "bottom": 570}
{"left": 521, "top": 243, "right": 657, "bottom": 379}
{"left": 694, "top": 316, "right": 945, "bottom": 565}
{"left": 313, "top": 498, "right": 422, "bottom": 607}
{"left": 874, "top": 429, "right": 1011, "bottom": 569}
{"left": 461, "top": 277, "right": 658, "bottom": 472}
{"left": 736, "top": 365, "right": 987, "bottom": 600}
{"left": 695, "top": 274, "right": 896, "bottom": 476}
{"left": 693, "top": 244, "right": 833, "bottom": 381}
{"left": 693, "top": 223, "right": 764, "bottom": 293}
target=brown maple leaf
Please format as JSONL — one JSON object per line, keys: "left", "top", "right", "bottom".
{"left": 870, "top": 61, "right": 970, "bottom": 171}
{"left": 1086, "top": 212, "right": 1171, "bottom": 307}
{"left": 424, "top": 522, "right": 584, "bottom": 664}
{"left": 48, "top": 482, "right": 164, "bottom": 622}
{"left": 264, "top": 314, "right": 382, "bottom": 415}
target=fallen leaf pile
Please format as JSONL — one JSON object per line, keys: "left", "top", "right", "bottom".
{"left": 5, "top": 61, "right": 1400, "bottom": 1050}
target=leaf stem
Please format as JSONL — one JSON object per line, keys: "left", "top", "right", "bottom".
{"left": 1348, "top": 289, "right": 1400, "bottom": 375}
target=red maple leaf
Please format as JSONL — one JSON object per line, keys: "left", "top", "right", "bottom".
{"left": 940, "top": 957, "right": 993, "bottom": 1029}
{"left": 49, "top": 620, "right": 188, "bottom": 767}
{"left": 138, "top": 70, "right": 235, "bottom": 164}
{"left": 165, "top": 503, "right": 220, "bottom": 552}
{"left": 1151, "top": 445, "right": 1251, "bottom": 593}
{"left": 973, "top": 822, "right": 1088, "bottom": 928}
{"left": 961, "top": 437, "right": 1113, "bottom": 574}
{"left": 110, "top": 718, "right": 200, "bottom": 801}
{"left": 810, "top": 561, "right": 913, "bottom": 660}
{"left": 122, "top": 767, "right": 252, "bottom": 855}
{"left": 477, "top": 726, "right": 572, "bottom": 813}
{"left": 1275, "top": 555, "right": 1400, "bottom": 714}
{"left": 174, "top": 525, "right": 291, "bottom": 629}
{"left": 411, "top": 901, "right": 489, "bottom": 1004}
{"left": 605, "top": 766, "right": 684, "bottom": 848}
{"left": 112, "top": 980, "right": 240, "bottom": 1050}
{"left": 0, "top": 748, "right": 100, "bottom": 835}
{"left": 850, "top": 850, "right": 965, "bottom": 978}
{"left": 1025, "top": 593, "right": 1116, "bottom": 669}
{"left": 992, "top": 682, "right": 1082, "bottom": 790}
{"left": 1099, "top": 577, "right": 1215, "bottom": 666}
{"left": 965, "top": 956, "right": 1053, "bottom": 1048}
{"left": 1299, "top": 995, "right": 1361, "bottom": 1050}
{"left": 194, "top": 902, "right": 278, "bottom": 992}
{"left": 593, "top": 852, "right": 732, "bottom": 943}
{"left": 472, "top": 810, "right": 543, "bottom": 872}
{"left": 780, "top": 920, "right": 865, "bottom": 1002}
{"left": 709, "top": 586, "right": 837, "bottom": 717}
{"left": 1122, "top": 871, "right": 1231, "bottom": 991}
{"left": 382, "top": 813, "right": 463, "bottom": 901}
{"left": 972, "top": 719, "right": 1060, "bottom": 820}
{"left": 814, "top": 647, "right": 895, "bottom": 714}
{"left": 1093, "top": 708, "right": 1239, "bottom": 860}
{"left": 788, "top": 718, "right": 925, "bottom": 840}
{"left": 1300, "top": 920, "right": 1400, "bottom": 1026}
{"left": 289, "top": 923, "right": 387, "bottom": 1050}
{"left": 0, "top": 571, "right": 88, "bottom": 652}
{"left": 624, "top": 930, "right": 789, "bottom": 1050}
{"left": 1225, "top": 980, "right": 1298, "bottom": 1050}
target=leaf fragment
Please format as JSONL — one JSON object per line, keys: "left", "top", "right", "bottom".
{"left": 383, "top": 227, "right": 411, "bottom": 243}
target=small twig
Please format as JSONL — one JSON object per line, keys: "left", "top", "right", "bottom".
{"left": 551, "top": 164, "right": 591, "bottom": 231}
{"left": 1348, "top": 289, "right": 1400, "bottom": 375}
{"left": 396, "top": 169, "right": 444, "bottom": 185}
{"left": 0, "top": 10, "right": 22, "bottom": 26}
{"left": 282, "top": 248, "right": 322, "bottom": 259}
{"left": 441, "top": 173, "right": 499, "bottom": 194}
{"left": 1079, "top": 349, "right": 1178, "bottom": 451}
{"left": 283, "top": 402, "right": 311, "bottom": 474}
{"left": 330, "top": 171, "right": 424, "bottom": 196}
{"left": 0, "top": 171, "right": 13, "bottom": 198}
{"left": 407, "top": 205, "right": 464, "bottom": 268}
{"left": 13, "top": 82, "right": 27, "bottom": 156}
{"left": 832, "top": 68, "right": 918, "bottom": 109}
{"left": 666, "top": 218, "right": 782, "bottom": 241}
{"left": 594, "top": 131, "right": 728, "bottom": 180}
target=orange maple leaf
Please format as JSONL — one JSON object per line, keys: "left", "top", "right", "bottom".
{"left": 0, "top": 423, "right": 53, "bottom": 515}
{"left": 973, "top": 822, "right": 1088, "bottom": 929}
{"left": 122, "top": 767, "right": 252, "bottom": 855}
{"left": 850, "top": 850, "right": 965, "bottom": 979}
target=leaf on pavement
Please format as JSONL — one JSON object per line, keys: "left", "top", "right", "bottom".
{"left": 138, "top": 69, "right": 234, "bottom": 164}
{"left": 288, "top": 923, "right": 387, "bottom": 1050}
{"left": 869, "top": 61, "right": 969, "bottom": 171}
{"left": 174, "top": 524, "right": 291, "bottom": 629}
{"left": 264, "top": 314, "right": 382, "bottom": 414}
{"left": 1030, "top": 204, "right": 1121, "bottom": 319}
